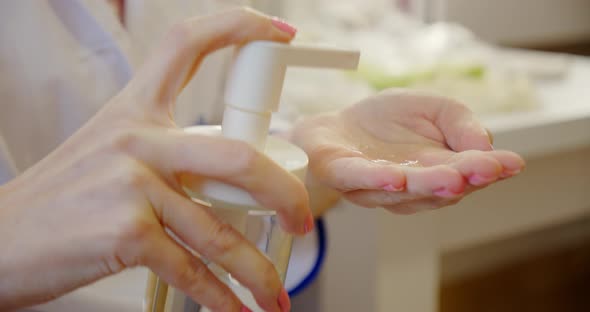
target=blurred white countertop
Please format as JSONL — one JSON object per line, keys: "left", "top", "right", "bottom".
{"left": 483, "top": 56, "right": 590, "bottom": 158}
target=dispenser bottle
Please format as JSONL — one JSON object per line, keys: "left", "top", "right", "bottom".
{"left": 148, "top": 41, "right": 359, "bottom": 312}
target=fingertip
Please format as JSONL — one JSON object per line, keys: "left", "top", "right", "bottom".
{"left": 271, "top": 16, "right": 297, "bottom": 37}
{"left": 275, "top": 195, "right": 312, "bottom": 235}
{"left": 277, "top": 211, "right": 308, "bottom": 236}
{"left": 457, "top": 128, "right": 494, "bottom": 152}
{"left": 230, "top": 8, "right": 295, "bottom": 43}
{"left": 436, "top": 99, "right": 493, "bottom": 152}
{"left": 449, "top": 151, "right": 503, "bottom": 186}
{"left": 278, "top": 287, "right": 291, "bottom": 312}
{"left": 489, "top": 150, "right": 526, "bottom": 174}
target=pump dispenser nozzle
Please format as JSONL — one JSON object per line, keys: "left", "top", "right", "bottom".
{"left": 222, "top": 41, "right": 360, "bottom": 150}
{"left": 185, "top": 41, "right": 360, "bottom": 210}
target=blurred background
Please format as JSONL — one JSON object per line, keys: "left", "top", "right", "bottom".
{"left": 251, "top": 1, "right": 590, "bottom": 311}
{"left": 8, "top": 1, "right": 590, "bottom": 312}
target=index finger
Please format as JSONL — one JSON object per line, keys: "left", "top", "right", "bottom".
{"left": 130, "top": 7, "right": 296, "bottom": 114}
{"left": 123, "top": 128, "right": 313, "bottom": 235}
{"left": 148, "top": 184, "right": 288, "bottom": 312}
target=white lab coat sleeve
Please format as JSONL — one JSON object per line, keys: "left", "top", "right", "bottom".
{"left": 0, "top": 133, "right": 17, "bottom": 185}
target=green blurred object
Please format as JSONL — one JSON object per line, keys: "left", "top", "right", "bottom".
{"left": 354, "top": 63, "right": 487, "bottom": 91}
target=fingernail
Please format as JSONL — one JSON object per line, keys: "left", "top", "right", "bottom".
{"left": 500, "top": 169, "right": 521, "bottom": 179}
{"left": 433, "top": 188, "right": 462, "bottom": 198}
{"left": 278, "top": 288, "right": 291, "bottom": 312}
{"left": 383, "top": 184, "right": 404, "bottom": 192}
{"left": 468, "top": 174, "right": 495, "bottom": 186}
{"left": 271, "top": 17, "right": 297, "bottom": 36}
{"left": 304, "top": 214, "right": 315, "bottom": 234}
{"left": 241, "top": 305, "right": 253, "bottom": 312}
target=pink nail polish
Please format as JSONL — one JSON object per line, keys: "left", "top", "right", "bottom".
{"left": 278, "top": 288, "right": 291, "bottom": 312}
{"left": 271, "top": 17, "right": 297, "bottom": 36}
{"left": 304, "top": 214, "right": 315, "bottom": 233}
{"left": 383, "top": 184, "right": 404, "bottom": 192}
{"left": 241, "top": 305, "right": 253, "bottom": 312}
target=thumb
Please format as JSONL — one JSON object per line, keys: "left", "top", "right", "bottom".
{"left": 130, "top": 7, "right": 296, "bottom": 115}
{"left": 435, "top": 98, "right": 494, "bottom": 152}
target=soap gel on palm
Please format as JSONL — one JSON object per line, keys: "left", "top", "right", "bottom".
{"left": 146, "top": 41, "right": 359, "bottom": 312}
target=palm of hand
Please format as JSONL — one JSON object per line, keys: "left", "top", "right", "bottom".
{"left": 291, "top": 91, "right": 524, "bottom": 214}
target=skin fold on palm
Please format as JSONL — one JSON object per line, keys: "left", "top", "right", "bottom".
{"left": 290, "top": 90, "right": 525, "bottom": 215}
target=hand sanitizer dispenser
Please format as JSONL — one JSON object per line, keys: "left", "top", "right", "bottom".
{"left": 148, "top": 41, "right": 360, "bottom": 312}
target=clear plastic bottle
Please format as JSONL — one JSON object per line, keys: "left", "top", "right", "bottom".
{"left": 200, "top": 207, "right": 293, "bottom": 312}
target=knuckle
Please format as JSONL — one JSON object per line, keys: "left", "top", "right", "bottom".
{"left": 208, "top": 291, "right": 239, "bottom": 312}
{"left": 123, "top": 171, "right": 148, "bottom": 190}
{"left": 111, "top": 129, "right": 141, "bottom": 152}
{"left": 100, "top": 255, "right": 127, "bottom": 275}
{"left": 124, "top": 217, "right": 156, "bottom": 242}
{"left": 115, "top": 162, "right": 150, "bottom": 189}
{"left": 202, "top": 221, "right": 242, "bottom": 258}
{"left": 177, "top": 260, "right": 210, "bottom": 294}
{"left": 178, "top": 261, "right": 240, "bottom": 312}
{"left": 111, "top": 215, "right": 158, "bottom": 267}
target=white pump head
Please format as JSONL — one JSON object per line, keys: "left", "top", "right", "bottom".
{"left": 186, "top": 41, "right": 360, "bottom": 210}
{"left": 221, "top": 41, "right": 360, "bottom": 150}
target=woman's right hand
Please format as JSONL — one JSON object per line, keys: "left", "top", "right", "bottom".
{"left": 0, "top": 8, "right": 308, "bottom": 312}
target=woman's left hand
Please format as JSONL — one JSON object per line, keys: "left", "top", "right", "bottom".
{"left": 290, "top": 89, "right": 525, "bottom": 215}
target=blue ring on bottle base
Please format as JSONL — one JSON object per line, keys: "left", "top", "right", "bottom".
{"left": 288, "top": 218, "right": 327, "bottom": 297}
